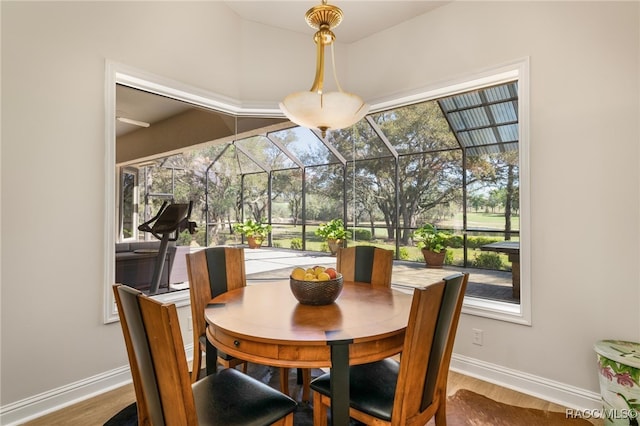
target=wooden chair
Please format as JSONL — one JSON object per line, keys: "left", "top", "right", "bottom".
{"left": 310, "top": 272, "right": 469, "bottom": 426}
{"left": 336, "top": 245, "right": 394, "bottom": 287}
{"left": 186, "top": 247, "right": 248, "bottom": 383}
{"left": 113, "top": 284, "right": 296, "bottom": 425}
{"left": 186, "top": 247, "right": 307, "bottom": 400}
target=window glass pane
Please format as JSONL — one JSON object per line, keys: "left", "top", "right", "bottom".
{"left": 345, "top": 158, "right": 396, "bottom": 242}
{"left": 490, "top": 102, "right": 517, "bottom": 124}
{"left": 241, "top": 173, "right": 269, "bottom": 222}
{"left": 120, "top": 169, "right": 137, "bottom": 240}
{"left": 370, "top": 101, "right": 459, "bottom": 154}
{"left": 465, "top": 230, "right": 519, "bottom": 303}
{"left": 305, "top": 164, "right": 344, "bottom": 253}
{"left": 269, "top": 127, "right": 340, "bottom": 166}
{"left": 466, "top": 151, "right": 520, "bottom": 233}
{"left": 272, "top": 169, "right": 303, "bottom": 250}
{"left": 113, "top": 73, "right": 524, "bottom": 312}
{"left": 401, "top": 149, "right": 463, "bottom": 231}
{"left": 235, "top": 135, "right": 298, "bottom": 171}
{"left": 235, "top": 145, "right": 264, "bottom": 174}
{"left": 329, "top": 121, "right": 393, "bottom": 160}
{"left": 400, "top": 148, "right": 463, "bottom": 266}
{"left": 439, "top": 82, "right": 518, "bottom": 147}
{"left": 204, "top": 154, "right": 240, "bottom": 246}
{"left": 465, "top": 149, "right": 520, "bottom": 301}
{"left": 272, "top": 169, "right": 302, "bottom": 225}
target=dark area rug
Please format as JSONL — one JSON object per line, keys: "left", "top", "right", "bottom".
{"left": 105, "top": 365, "right": 592, "bottom": 426}
{"left": 427, "top": 388, "right": 593, "bottom": 426}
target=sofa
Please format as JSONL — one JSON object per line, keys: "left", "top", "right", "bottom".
{"left": 115, "top": 241, "right": 177, "bottom": 292}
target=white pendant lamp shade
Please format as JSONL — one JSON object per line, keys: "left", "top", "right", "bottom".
{"left": 280, "top": 0, "right": 370, "bottom": 138}
{"left": 279, "top": 91, "right": 369, "bottom": 135}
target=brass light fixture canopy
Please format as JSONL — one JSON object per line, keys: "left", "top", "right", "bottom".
{"left": 279, "top": 0, "right": 370, "bottom": 138}
{"left": 305, "top": 1, "right": 343, "bottom": 31}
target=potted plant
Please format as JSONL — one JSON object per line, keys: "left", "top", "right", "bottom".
{"left": 233, "top": 218, "right": 272, "bottom": 249}
{"left": 315, "top": 218, "right": 351, "bottom": 255}
{"left": 413, "top": 223, "right": 450, "bottom": 268}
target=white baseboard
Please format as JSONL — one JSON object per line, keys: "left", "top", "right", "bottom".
{"left": 1, "top": 348, "right": 599, "bottom": 425}
{"left": 0, "top": 366, "right": 133, "bottom": 426}
{"left": 0, "top": 345, "right": 195, "bottom": 426}
{"left": 450, "top": 353, "right": 603, "bottom": 411}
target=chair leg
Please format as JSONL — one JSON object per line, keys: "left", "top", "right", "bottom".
{"left": 280, "top": 368, "right": 290, "bottom": 396}
{"left": 435, "top": 401, "right": 447, "bottom": 426}
{"left": 274, "top": 412, "right": 295, "bottom": 426}
{"left": 242, "top": 361, "right": 248, "bottom": 373}
{"left": 313, "top": 390, "right": 329, "bottom": 425}
{"left": 302, "top": 368, "right": 311, "bottom": 402}
{"left": 191, "top": 347, "right": 202, "bottom": 383}
{"left": 284, "top": 412, "right": 294, "bottom": 426}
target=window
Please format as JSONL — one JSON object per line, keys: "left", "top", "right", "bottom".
{"left": 106, "top": 59, "right": 529, "bottom": 324}
{"left": 119, "top": 167, "right": 138, "bottom": 241}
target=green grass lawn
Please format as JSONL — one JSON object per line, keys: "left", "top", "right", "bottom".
{"left": 439, "top": 211, "right": 519, "bottom": 231}
{"left": 211, "top": 213, "right": 517, "bottom": 271}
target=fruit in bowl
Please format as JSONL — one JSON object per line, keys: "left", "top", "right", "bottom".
{"left": 289, "top": 266, "right": 343, "bottom": 305}
{"left": 290, "top": 266, "right": 340, "bottom": 282}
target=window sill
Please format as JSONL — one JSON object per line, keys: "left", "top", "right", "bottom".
{"left": 462, "top": 295, "right": 531, "bottom": 325}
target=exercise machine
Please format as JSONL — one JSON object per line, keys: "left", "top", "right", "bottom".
{"left": 138, "top": 201, "right": 197, "bottom": 294}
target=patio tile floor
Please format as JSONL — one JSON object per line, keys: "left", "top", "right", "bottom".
{"left": 243, "top": 248, "right": 519, "bottom": 304}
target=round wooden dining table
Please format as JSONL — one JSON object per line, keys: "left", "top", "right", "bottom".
{"left": 204, "top": 280, "right": 413, "bottom": 426}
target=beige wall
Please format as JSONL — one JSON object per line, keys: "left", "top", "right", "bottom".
{"left": 349, "top": 1, "right": 640, "bottom": 393}
{"left": 1, "top": 0, "right": 638, "bottom": 419}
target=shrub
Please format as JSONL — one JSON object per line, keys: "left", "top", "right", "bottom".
{"left": 177, "top": 229, "right": 193, "bottom": 246}
{"left": 178, "top": 228, "right": 206, "bottom": 246}
{"left": 397, "top": 247, "right": 410, "bottom": 260}
{"left": 444, "top": 250, "right": 454, "bottom": 265}
{"left": 472, "top": 252, "right": 503, "bottom": 269}
{"left": 446, "top": 235, "right": 464, "bottom": 248}
{"left": 215, "top": 233, "right": 227, "bottom": 245}
{"left": 467, "top": 236, "right": 502, "bottom": 249}
{"left": 350, "top": 228, "right": 371, "bottom": 241}
{"left": 290, "top": 238, "right": 302, "bottom": 250}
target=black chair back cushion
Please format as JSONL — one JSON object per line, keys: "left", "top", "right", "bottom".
{"left": 353, "top": 246, "right": 376, "bottom": 283}
{"left": 420, "top": 273, "right": 465, "bottom": 409}
{"left": 116, "top": 285, "right": 164, "bottom": 425}
{"left": 205, "top": 247, "right": 229, "bottom": 298}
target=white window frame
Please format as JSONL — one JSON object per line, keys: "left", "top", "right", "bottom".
{"left": 104, "top": 61, "right": 280, "bottom": 323}
{"left": 104, "top": 58, "right": 530, "bottom": 325}
{"left": 372, "top": 58, "right": 530, "bottom": 325}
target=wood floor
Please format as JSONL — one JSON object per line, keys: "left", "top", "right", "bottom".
{"left": 22, "top": 369, "right": 601, "bottom": 426}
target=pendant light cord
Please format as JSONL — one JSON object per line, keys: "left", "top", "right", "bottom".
{"left": 330, "top": 43, "right": 344, "bottom": 93}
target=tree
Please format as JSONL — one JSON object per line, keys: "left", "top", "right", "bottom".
{"left": 329, "top": 101, "right": 464, "bottom": 243}
{"left": 272, "top": 169, "right": 302, "bottom": 225}
{"left": 468, "top": 195, "right": 485, "bottom": 212}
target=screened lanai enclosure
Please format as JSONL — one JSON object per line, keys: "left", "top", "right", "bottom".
{"left": 116, "top": 79, "right": 520, "bottom": 303}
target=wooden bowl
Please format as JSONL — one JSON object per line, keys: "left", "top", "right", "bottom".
{"left": 289, "top": 274, "right": 344, "bottom": 305}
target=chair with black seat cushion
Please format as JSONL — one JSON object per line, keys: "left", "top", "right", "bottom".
{"left": 186, "top": 247, "right": 307, "bottom": 400}
{"left": 186, "top": 247, "right": 249, "bottom": 383}
{"left": 310, "top": 272, "right": 469, "bottom": 426}
{"left": 336, "top": 245, "right": 394, "bottom": 287}
{"left": 113, "top": 284, "right": 296, "bottom": 426}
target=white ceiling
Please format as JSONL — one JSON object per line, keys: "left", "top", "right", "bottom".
{"left": 223, "top": 1, "right": 448, "bottom": 43}
{"left": 116, "top": 1, "right": 449, "bottom": 137}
